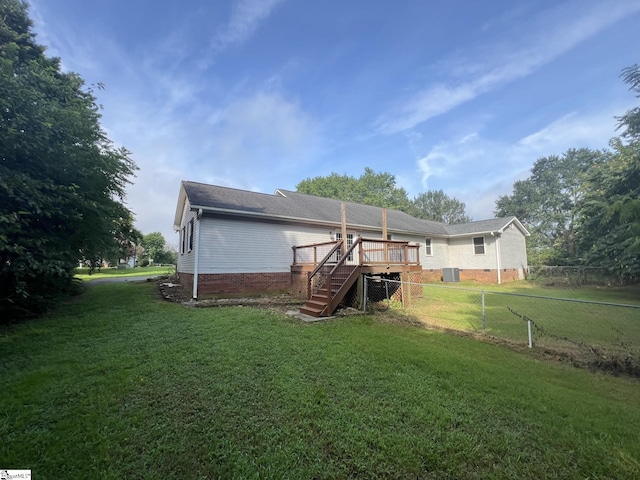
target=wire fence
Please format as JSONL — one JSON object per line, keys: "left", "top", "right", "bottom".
{"left": 363, "top": 276, "right": 640, "bottom": 376}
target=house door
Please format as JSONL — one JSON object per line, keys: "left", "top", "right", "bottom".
{"left": 336, "top": 232, "right": 355, "bottom": 262}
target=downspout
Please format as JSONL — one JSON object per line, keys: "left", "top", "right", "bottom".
{"left": 192, "top": 209, "right": 203, "bottom": 300}
{"left": 494, "top": 232, "right": 502, "bottom": 284}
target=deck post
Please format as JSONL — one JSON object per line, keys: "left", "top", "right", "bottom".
{"left": 341, "top": 202, "right": 347, "bottom": 260}
{"left": 382, "top": 208, "right": 388, "bottom": 263}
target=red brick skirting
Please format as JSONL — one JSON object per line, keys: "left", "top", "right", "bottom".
{"left": 179, "top": 267, "right": 525, "bottom": 299}
{"left": 422, "top": 268, "right": 524, "bottom": 283}
{"left": 178, "top": 272, "right": 291, "bottom": 298}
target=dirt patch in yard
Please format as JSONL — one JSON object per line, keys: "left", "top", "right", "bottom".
{"left": 156, "top": 276, "right": 304, "bottom": 312}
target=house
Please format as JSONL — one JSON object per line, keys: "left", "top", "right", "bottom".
{"left": 173, "top": 181, "right": 529, "bottom": 312}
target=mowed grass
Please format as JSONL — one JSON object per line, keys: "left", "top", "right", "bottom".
{"left": 408, "top": 282, "right": 640, "bottom": 360}
{"left": 74, "top": 265, "right": 175, "bottom": 281}
{"left": 1, "top": 283, "right": 640, "bottom": 479}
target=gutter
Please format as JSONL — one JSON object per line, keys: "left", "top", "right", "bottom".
{"left": 491, "top": 231, "right": 502, "bottom": 284}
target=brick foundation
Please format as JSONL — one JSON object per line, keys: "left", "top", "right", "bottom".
{"left": 290, "top": 265, "right": 315, "bottom": 299}
{"left": 422, "top": 268, "right": 524, "bottom": 284}
{"left": 179, "top": 267, "right": 525, "bottom": 299}
{"left": 178, "top": 272, "right": 291, "bottom": 298}
{"left": 459, "top": 269, "right": 523, "bottom": 283}
{"left": 421, "top": 269, "right": 443, "bottom": 283}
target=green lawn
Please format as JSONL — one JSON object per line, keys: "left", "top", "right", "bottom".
{"left": 405, "top": 282, "right": 640, "bottom": 371}
{"left": 74, "top": 265, "right": 175, "bottom": 281}
{"left": 1, "top": 283, "right": 639, "bottom": 478}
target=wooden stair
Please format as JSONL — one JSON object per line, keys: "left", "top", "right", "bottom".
{"left": 300, "top": 265, "right": 361, "bottom": 317}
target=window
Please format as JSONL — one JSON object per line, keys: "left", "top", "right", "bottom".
{"left": 473, "top": 236, "right": 485, "bottom": 255}
{"left": 425, "top": 238, "right": 432, "bottom": 256}
{"left": 181, "top": 226, "right": 186, "bottom": 254}
{"left": 188, "top": 218, "right": 194, "bottom": 252}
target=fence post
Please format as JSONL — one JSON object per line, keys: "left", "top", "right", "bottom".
{"left": 385, "top": 280, "right": 390, "bottom": 308}
{"left": 363, "top": 276, "right": 368, "bottom": 312}
{"left": 527, "top": 320, "right": 533, "bottom": 348}
{"left": 481, "top": 291, "right": 485, "bottom": 334}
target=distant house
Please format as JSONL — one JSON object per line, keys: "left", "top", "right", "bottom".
{"left": 174, "top": 181, "right": 529, "bottom": 311}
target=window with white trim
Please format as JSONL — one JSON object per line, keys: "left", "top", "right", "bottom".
{"left": 425, "top": 238, "right": 432, "bottom": 256}
{"left": 180, "top": 226, "right": 186, "bottom": 254}
{"left": 188, "top": 218, "right": 194, "bottom": 252}
{"left": 473, "top": 236, "right": 485, "bottom": 255}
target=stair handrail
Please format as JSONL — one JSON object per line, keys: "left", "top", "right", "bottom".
{"left": 329, "top": 236, "right": 361, "bottom": 276}
{"left": 308, "top": 240, "right": 342, "bottom": 279}
{"left": 324, "top": 238, "right": 362, "bottom": 314}
{"left": 307, "top": 240, "right": 343, "bottom": 299}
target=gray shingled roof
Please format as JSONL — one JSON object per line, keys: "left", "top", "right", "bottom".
{"left": 444, "top": 217, "right": 519, "bottom": 236}
{"left": 181, "top": 181, "right": 524, "bottom": 237}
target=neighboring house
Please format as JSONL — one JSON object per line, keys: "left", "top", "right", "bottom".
{"left": 174, "top": 181, "right": 529, "bottom": 302}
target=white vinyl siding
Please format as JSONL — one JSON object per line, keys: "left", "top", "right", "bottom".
{"left": 499, "top": 224, "right": 528, "bottom": 270}
{"left": 177, "top": 210, "right": 197, "bottom": 274}
{"left": 198, "top": 217, "right": 333, "bottom": 274}
{"left": 447, "top": 235, "right": 497, "bottom": 269}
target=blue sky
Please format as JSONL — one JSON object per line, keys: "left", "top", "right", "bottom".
{"left": 29, "top": 0, "right": 640, "bottom": 245}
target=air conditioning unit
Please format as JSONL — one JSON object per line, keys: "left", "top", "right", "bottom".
{"left": 442, "top": 268, "right": 460, "bottom": 282}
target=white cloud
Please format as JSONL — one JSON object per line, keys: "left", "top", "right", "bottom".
{"left": 211, "top": 0, "right": 285, "bottom": 52}
{"left": 201, "top": 91, "right": 318, "bottom": 180}
{"left": 414, "top": 106, "right": 625, "bottom": 220}
{"left": 376, "top": 0, "right": 640, "bottom": 134}
{"left": 113, "top": 90, "right": 319, "bottom": 242}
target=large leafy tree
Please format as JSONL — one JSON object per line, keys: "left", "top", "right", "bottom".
{"left": 0, "top": 0, "right": 137, "bottom": 319}
{"left": 495, "top": 148, "right": 607, "bottom": 264}
{"left": 410, "top": 190, "right": 471, "bottom": 224}
{"left": 141, "top": 232, "right": 167, "bottom": 264}
{"left": 577, "top": 65, "right": 640, "bottom": 281}
{"left": 296, "top": 168, "right": 412, "bottom": 212}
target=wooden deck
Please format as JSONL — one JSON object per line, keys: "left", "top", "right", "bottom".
{"left": 292, "top": 238, "right": 421, "bottom": 317}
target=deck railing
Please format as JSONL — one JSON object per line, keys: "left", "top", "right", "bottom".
{"left": 293, "top": 238, "right": 420, "bottom": 267}
{"left": 359, "top": 239, "right": 420, "bottom": 265}
{"left": 292, "top": 240, "right": 340, "bottom": 265}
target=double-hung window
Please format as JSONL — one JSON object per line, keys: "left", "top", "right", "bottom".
{"left": 425, "top": 238, "right": 432, "bottom": 256}
{"left": 473, "top": 236, "right": 485, "bottom": 255}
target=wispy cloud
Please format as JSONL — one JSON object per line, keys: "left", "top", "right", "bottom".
{"left": 211, "top": 0, "right": 285, "bottom": 53}
{"left": 376, "top": 0, "right": 640, "bottom": 135}
{"left": 414, "top": 105, "right": 625, "bottom": 219}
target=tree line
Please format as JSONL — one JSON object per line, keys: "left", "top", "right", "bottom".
{"left": 495, "top": 65, "right": 639, "bottom": 283}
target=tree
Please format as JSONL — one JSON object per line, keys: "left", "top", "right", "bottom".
{"left": 0, "top": 0, "right": 137, "bottom": 320}
{"left": 296, "top": 168, "right": 411, "bottom": 212}
{"left": 616, "top": 65, "right": 640, "bottom": 141}
{"left": 410, "top": 190, "right": 471, "bottom": 224}
{"left": 578, "top": 139, "right": 640, "bottom": 281}
{"left": 495, "top": 148, "right": 607, "bottom": 265}
{"left": 142, "top": 232, "right": 166, "bottom": 264}
{"left": 577, "top": 65, "right": 640, "bottom": 282}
